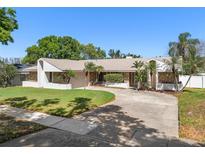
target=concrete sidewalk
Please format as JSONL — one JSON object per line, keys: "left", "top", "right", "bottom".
{"left": 0, "top": 105, "right": 98, "bottom": 135}
{"left": 0, "top": 104, "right": 201, "bottom": 147}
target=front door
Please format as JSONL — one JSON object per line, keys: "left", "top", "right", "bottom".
{"left": 129, "top": 72, "right": 135, "bottom": 87}
{"left": 98, "top": 72, "right": 105, "bottom": 82}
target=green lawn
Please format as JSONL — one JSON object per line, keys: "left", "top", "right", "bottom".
{"left": 0, "top": 87, "right": 115, "bottom": 117}
{"left": 177, "top": 88, "right": 205, "bottom": 143}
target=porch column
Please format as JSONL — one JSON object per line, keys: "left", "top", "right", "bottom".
{"left": 147, "top": 70, "right": 151, "bottom": 89}
{"left": 155, "top": 71, "right": 159, "bottom": 90}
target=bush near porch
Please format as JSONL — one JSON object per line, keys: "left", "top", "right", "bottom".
{"left": 0, "top": 87, "right": 115, "bottom": 118}
{"left": 176, "top": 88, "right": 205, "bottom": 143}
{"left": 104, "top": 73, "right": 124, "bottom": 83}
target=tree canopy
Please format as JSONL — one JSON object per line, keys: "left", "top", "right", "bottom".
{"left": 0, "top": 60, "right": 17, "bottom": 87}
{"left": 23, "top": 36, "right": 107, "bottom": 64}
{"left": 108, "top": 49, "right": 122, "bottom": 59}
{"left": 108, "top": 49, "right": 141, "bottom": 59}
{"left": 0, "top": 8, "right": 18, "bottom": 45}
{"left": 22, "top": 36, "right": 81, "bottom": 64}
{"left": 132, "top": 61, "right": 147, "bottom": 89}
{"left": 81, "top": 43, "right": 106, "bottom": 59}
{"left": 168, "top": 32, "right": 200, "bottom": 61}
{"left": 168, "top": 32, "right": 205, "bottom": 91}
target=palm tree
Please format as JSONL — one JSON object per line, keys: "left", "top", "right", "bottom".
{"left": 181, "top": 47, "right": 205, "bottom": 91}
{"left": 132, "top": 61, "right": 144, "bottom": 70}
{"left": 115, "top": 50, "right": 121, "bottom": 58}
{"left": 95, "top": 65, "right": 104, "bottom": 82}
{"left": 61, "top": 69, "right": 75, "bottom": 84}
{"left": 108, "top": 49, "right": 121, "bottom": 59}
{"left": 84, "top": 62, "right": 96, "bottom": 86}
{"left": 126, "top": 53, "right": 141, "bottom": 58}
{"left": 164, "top": 56, "right": 182, "bottom": 91}
{"left": 148, "top": 60, "right": 156, "bottom": 89}
{"left": 169, "top": 32, "right": 200, "bottom": 61}
{"left": 132, "top": 61, "right": 146, "bottom": 90}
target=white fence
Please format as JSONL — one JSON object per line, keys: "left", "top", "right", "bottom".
{"left": 179, "top": 75, "right": 205, "bottom": 88}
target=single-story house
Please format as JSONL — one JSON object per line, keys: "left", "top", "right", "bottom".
{"left": 10, "top": 64, "right": 36, "bottom": 86}
{"left": 21, "top": 57, "right": 182, "bottom": 90}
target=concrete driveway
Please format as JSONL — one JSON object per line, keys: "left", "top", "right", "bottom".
{"left": 73, "top": 86, "right": 179, "bottom": 146}
{"left": 1, "top": 87, "right": 200, "bottom": 146}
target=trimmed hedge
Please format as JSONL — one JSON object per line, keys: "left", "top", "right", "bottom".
{"left": 104, "top": 73, "right": 124, "bottom": 83}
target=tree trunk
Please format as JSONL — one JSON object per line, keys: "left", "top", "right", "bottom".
{"left": 181, "top": 75, "right": 192, "bottom": 91}
{"left": 150, "top": 73, "right": 153, "bottom": 89}
{"left": 88, "top": 72, "right": 90, "bottom": 86}
{"left": 67, "top": 77, "right": 71, "bottom": 84}
{"left": 96, "top": 72, "right": 99, "bottom": 83}
{"left": 137, "top": 81, "right": 141, "bottom": 90}
{"left": 174, "top": 75, "right": 178, "bottom": 91}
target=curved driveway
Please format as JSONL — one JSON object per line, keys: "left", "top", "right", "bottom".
{"left": 75, "top": 86, "right": 179, "bottom": 146}
{"left": 1, "top": 87, "right": 181, "bottom": 147}
{"left": 2, "top": 87, "right": 200, "bottom": 147}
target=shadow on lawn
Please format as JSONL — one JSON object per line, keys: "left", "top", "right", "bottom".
{"left": 35, "top": 98, "right": 60, "bottom": 107}
{"left": 3, "top": 97, "right": 60, "bottom": 109}
{"left": 3, "top": 96, "right": 95, "bottom": 118}
{"left": 0, "top": 104, "right": 202, "bottom": 147}
{"left": 47, "top": 97, "right": 95, "bottom": 117}
{"left": 4, "top": 97, "right": 37, "bottom": 109}
{"left": 48, "top": 107, "right": 68, "bottom": 116}
{"left": 68, "top": 97, "right": 93, "bottom": 117}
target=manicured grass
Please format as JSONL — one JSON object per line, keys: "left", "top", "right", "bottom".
{"left": 177, "top": 88, "right": 205, "bottom": 143}
{"left": 0, "top": 87, "right": 115, "bottom": 117}
{"left": 0, "top": 114, "right": 45, "bottom": 143}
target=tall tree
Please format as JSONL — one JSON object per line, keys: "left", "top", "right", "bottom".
{"left": 108, "top": 49, "right": 122, "bottom": 59}
{"left": 84, "top": 62, "right": 96, "bottom": 86}
{"left": 168, "top": 32, "right": 200, "bottom": 61}
{"left": 132, "top": 61, "right": 147, "bottom": 90}
{"left": 148, "top": 60, "right": 156, "bottom": 89}
{"left": 22, "top": 36, "right": 81, "bottom": 64}
{"left": 126, "top": 53, "right": 141, "bottom": 58}
{"left": 0, "top": 8, "right": 18, "bottom": 45}
{"left": 181, "top": 47, "right": 205, "bottom": 90}
{"left": 164, "top": 56, "right": 182, "bottom": 91}
{"left": 169, "top": 32, "right": 205, "bottom": 91}
{"left": 0, "top": 61, "right": 17, "bottom": 87}
{"left": 95, "top": 65, "right": 104, "bottom": 82}
{"left": 81, "top": 43, "right": 106, "bottom": 59}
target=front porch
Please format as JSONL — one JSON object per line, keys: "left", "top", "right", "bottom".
{"left": 22, "top": 71, "right": 73, "bottom": 90}
{"left": 21, "top": 68, "right": 182, "bottom": 91}
{"left": 90, "top": 71, "right": 182, "bottom": 91}
{"left": 156, "top": 72, "right": 183, "bottom": 91}
{"left": 89, "top": 72, "right": 135, "bottom": 89}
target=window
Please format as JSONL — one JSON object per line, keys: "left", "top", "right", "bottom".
{"left": 49, "top": 72, "right": 53, "bottom": 82}
{"left": 158, "top": 72, "right": 178, "bottom": 84}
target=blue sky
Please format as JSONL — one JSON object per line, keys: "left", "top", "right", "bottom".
{"left": 1, "top": 7, "right": 205, "bottom": 58}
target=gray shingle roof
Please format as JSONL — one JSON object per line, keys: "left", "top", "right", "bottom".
{"left": 20, "top": 65, "right": 37, "bottom": 72}
{"left": 40, "top": 57, "right": 171, "bottom": 72}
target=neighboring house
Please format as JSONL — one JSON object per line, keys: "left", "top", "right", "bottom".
{"left": 21, "top": 57, "right": 182, "bottom": 91}
{"left": 10, "top": 64, "right": 35, "bottom": 86}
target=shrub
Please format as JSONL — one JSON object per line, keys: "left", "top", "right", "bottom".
{"left": 104, "top": 73, "right": 123, "bottom": 83}
{"left": 0, "top": 61, "right": 17, "bottom": 87}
